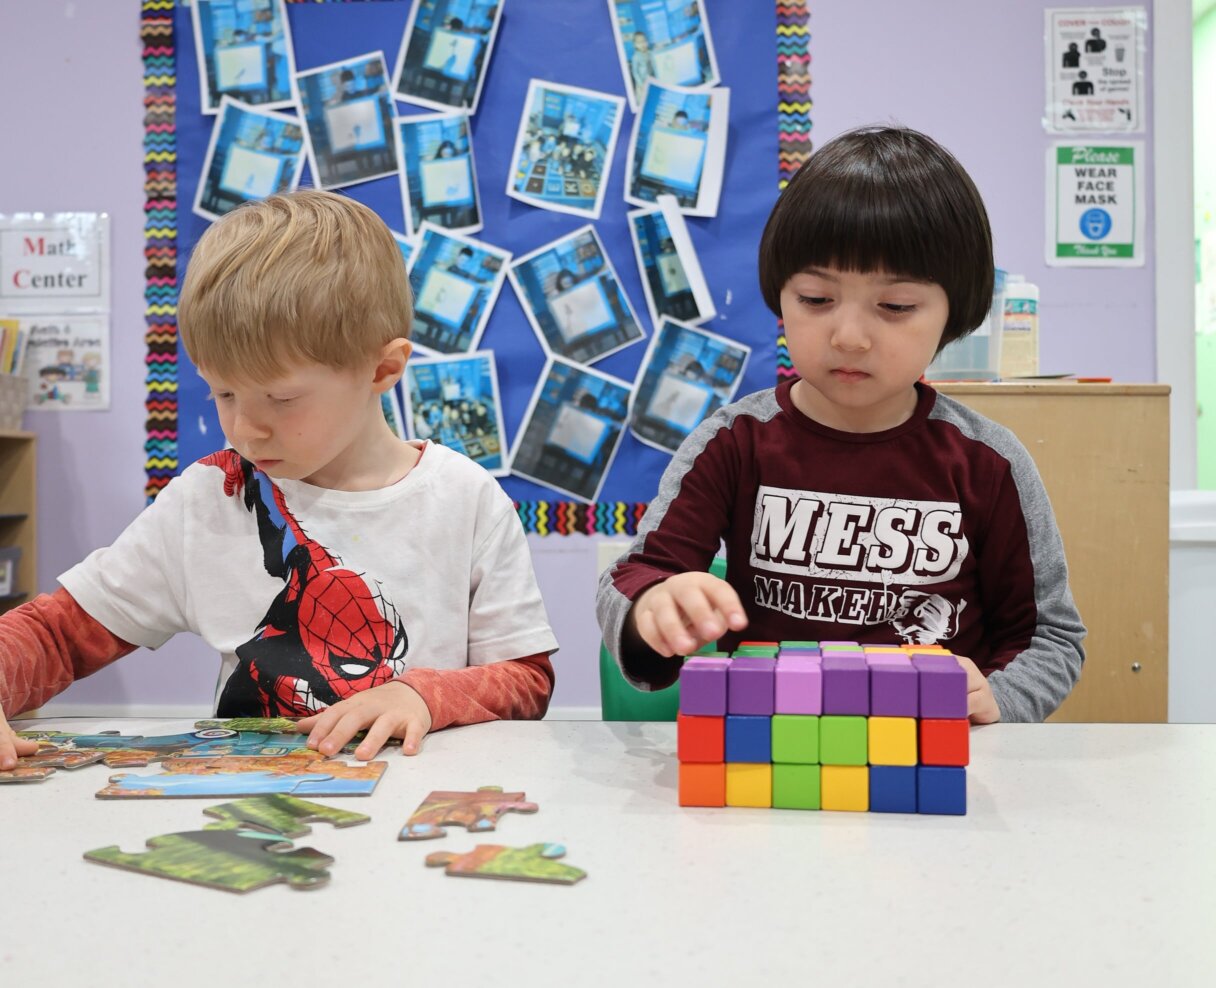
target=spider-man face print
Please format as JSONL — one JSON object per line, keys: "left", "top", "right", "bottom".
{"left": 204, "top": 450, "right": 410, "bottom": 717}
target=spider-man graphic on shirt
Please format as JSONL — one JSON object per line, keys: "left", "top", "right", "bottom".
{"left": 202, "top": 450, "right": 408, "bottom": 717}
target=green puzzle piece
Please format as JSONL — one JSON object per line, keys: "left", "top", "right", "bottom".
{"left": 85, "top": 829, "right": 334, "bottom": 893}
{"left": 202, "top": 795, "right": 370, "bottom": 838}
{"left": 426, "top": 843, "right": 587, "bottom": 885}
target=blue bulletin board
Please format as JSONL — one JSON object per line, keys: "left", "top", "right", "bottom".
{"left": 142, "top": 0, "right": 812, "bottom": 533}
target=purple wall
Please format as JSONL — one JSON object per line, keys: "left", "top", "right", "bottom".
{"left": 0, "top": 0, "right": 1157, "bottom": 715}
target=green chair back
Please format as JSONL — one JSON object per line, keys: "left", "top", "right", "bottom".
{"left": 599, "top": 557, "right": 727, "bottom": 721}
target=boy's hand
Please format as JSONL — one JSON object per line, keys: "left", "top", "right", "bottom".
{"left": 628, "top": 572, "right": 748, "bottom": 657}
{"left": 955, "top": 654, "right": 1001, "bottom": 724}
{"left": 0, "top": 711, "right": 40, "bottom": 770}
{"left": 297, "top": 681, "right": 433, "bottom": 761}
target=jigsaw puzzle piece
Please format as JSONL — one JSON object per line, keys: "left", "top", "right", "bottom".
{"left": 400, "top": 786, "right": 539, "bottom": 841}
{"left": 203, "top": 795, "right": 370, "bottom": 837}
{"left": 194, "top": 718, "right": 301, "bottom": 735}
{"left": 0, "top": 766, "right": 56, "bottom": 783}
{"left": 96, "top": 753, "right": 386, "bottom": 798}
{"left": 425, "top": 843, "right": 586, "bottom": 885}
{"left": 84, "top": 829, "right": 333, "bottom": 892}
{"left": 190, "top": 720, "right": 400, "bottom": 755}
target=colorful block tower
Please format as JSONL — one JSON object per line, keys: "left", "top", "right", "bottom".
{"left": 677, "top": 642, "right": 968, "bottom": 815}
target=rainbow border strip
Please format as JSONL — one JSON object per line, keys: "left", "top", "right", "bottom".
{"left": 139, "top": 0, "right": 813, "bottom": 532}
{"left": 775, "top": 0, "right": 811, "bottom": 382}
{"left": 142, "top": 0, "right": 179, "bottom": 501}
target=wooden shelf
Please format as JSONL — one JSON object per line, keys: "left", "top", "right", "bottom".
{"left": 0, "top": 433, "right": 36, "bottom": 616}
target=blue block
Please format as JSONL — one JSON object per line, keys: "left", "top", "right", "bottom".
{"left": 869, "top": 766, "right": 918, "bottom": 813}
{"left": 725, "top": 715, "right": 771, "bottom": 763}
{"left": 917, "top": 766, "right": 967, "bottom": 815}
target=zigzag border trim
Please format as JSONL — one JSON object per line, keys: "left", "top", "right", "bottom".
{"left": 142, "top": 0, "right": 179, "bottom": 501}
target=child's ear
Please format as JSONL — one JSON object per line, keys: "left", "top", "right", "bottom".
{"left": 372, "top": 337, "right": 412, "bottom": 394}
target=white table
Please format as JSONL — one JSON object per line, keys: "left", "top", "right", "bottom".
{"left": 2, "top": 720, "right": 1213, "bottom": 987}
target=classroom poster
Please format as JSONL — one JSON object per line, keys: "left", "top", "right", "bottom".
{"left": 20, "top": 314, "right": 111, "bottom": 411}
{"left": 1044, "top": 7, "right": 1146, "bottom": 132}
{"left": 1045, "top": 142, "right": 1144, "bottom": 267}
{"left": 0, "top": 213, "right": 111, "bottom": 314}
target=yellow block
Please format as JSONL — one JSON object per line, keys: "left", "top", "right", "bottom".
{"left": 901, "top": 644, "right": 949, "bottom": 653}
{"left": 868, "top": 716, "right": 918, "bottom": 766}
{"left": 863, "top": 647, "right": 906, "bottom": 653}
{"left": 726, "top": 762, "right": 772, "bottom": 807}
{"left": 821, "top": 765, "right": 868, "bottom": 811}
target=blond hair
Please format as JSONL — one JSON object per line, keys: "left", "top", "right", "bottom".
{"left": 179, "top": 190, "right": 412, "bottom": 381}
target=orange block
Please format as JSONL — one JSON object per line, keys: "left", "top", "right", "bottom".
{"left": 677, "top": 713, "right": 724, "bottom": 763}
{"left": 679, "top": 762, "right": 726, "bottom": 807}
{"left": 920, "top": 718, "right": 970, "bottom": 766}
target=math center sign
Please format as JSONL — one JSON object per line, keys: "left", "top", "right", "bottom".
{"left": 1046, "top": 143, "right": 1144, "bottom": 267}
{"left": 0, "top": 213, "right": 111, "bottom": 313}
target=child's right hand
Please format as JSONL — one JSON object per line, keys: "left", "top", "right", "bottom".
{"left": 628, "top": 572, "right": 748, "bottom": 657}
{"left": 0, "top": 710, "right": 39, "bottom": 770}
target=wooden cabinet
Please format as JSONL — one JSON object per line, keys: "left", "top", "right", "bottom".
{"left": 0, "top": 431, "right": 37, "bottom": 615}
{"left": 937, "top": 384, "right": 1169, "bottom": 723}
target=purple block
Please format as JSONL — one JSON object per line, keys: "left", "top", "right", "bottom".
{"left": 870, "top": 664, "right": 920, "bottom": 717}
{"left": 821, "top": 655, "right": 869, "bottom": 715}
{"left": 727, "top": 657, "right": 776, "bottom": 715}
{"left": 911, "top": 652, "right": 958, "bottom": 667}
{"left": 679, "top": 657, "right": 730, "bottom": 716}
{"left": 913, "top": 655, "right": 967, "bottom": 718}
{"left": 775, "top": 657, "right": 822, "bottom": 714}
{"left": 865, "top": 653, "right": 912, "bottom": 666}
{"left": 821, "top": 651, "right": 866, "bottom": 666}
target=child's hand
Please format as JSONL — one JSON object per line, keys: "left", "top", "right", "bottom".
{"left": 0, "top": 710, "right": 39, "bottom": 770}
{"left": 955, "top": 654, "right": 1001, "bottom": 724}
{"left": 297, "top": 681, "right": 433, "bottom": 761}
{"left": 628, "top": 572, "right": 748, "bottom": 657}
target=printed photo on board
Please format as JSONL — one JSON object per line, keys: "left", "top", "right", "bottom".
{"left": 506, "top": 80, "right": 625, "bottom": 220}
{"left": 507, "top": 226, "right": 644, "bottom": 366}
{"left": 628, "top": 195, "right": 715, "bottom": 328}
{"left": 194, "top": 98, "right": 306, "bottom": 222}
{"left": 392, "top": 0, "right": 505, "bottom": 114}
{"left": 625, "top": 81, "right": 729, "bottom": 217}
{"left": 407, "top": 223, "right": 510, "bottom": 355}
{"left": 404, "top": 351, "right": 508, "bottom": 475}
{"left": 296, "top": 53, "right": 398, "bottom": 190}
{"left": 510, "top": 357, "right": 632, "bottom": 503}
{"left": 607, "top": 0, "right": 720, "bottom": 111}
{"left": 397, "top": 112, "right": 482, "bottom": 238}
{"left": 629, "top": 318, "right": 749, "bottom": 454}
{"left": 190, "top": 0, "right": 297, "bottom": 115}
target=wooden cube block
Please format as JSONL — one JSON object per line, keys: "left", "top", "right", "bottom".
{"left": 918, "top": 766, "right": 967, "bottom": 815}
{"left": 679, "top": 762, "right": 725, "bottom": 807}
{"left": 725, "top": 715, "right": 771, "bottom": 763}
{"left": 771, "top": 714, "right": 819, "bottom": 764}
{"left": 679, "top": 657, "right": 730, "bottom": 716}
{"left": 919, "top": 718, "right": 970, "bottom": 766}
{"left": 677, "top": 713, "right": 724, "bottom": 763}
{"left": 725, "top": 762, "right": 772, "bottom": 807}
{"left": 869, "top": 765, "right": 917, "bottom": 813}
{"left": 868, "top": 716, "right": 918, "bottom": 766}
{"left": 819, "top": 715, "right": 868, "bottom": 766}
{"left": 728, "top": 657, "right": 777, "bottom": 714}
{"left": 772, "top": 763, "right": 821, "bottom": 810}
{"left": 821, "top": 765, "right": 868, "bottom": 811}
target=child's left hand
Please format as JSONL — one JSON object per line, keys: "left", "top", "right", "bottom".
{"left": 954, "top": 654, "right": 1001, "bottom": 724}
{"left": 297, "top": 681, "right": 433, "bottom": 761}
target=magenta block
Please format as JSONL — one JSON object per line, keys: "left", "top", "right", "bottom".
{"left": 775, "top": 657, "right": 822, "bottom": 714}
{"left": 778, "top": 649, "right": 822, "bottom": 659}
{"left": 679, "top": 657, "right": 730, "bottom": 716}
{"left": 913, "top": 654, "right": 967, "bottom": 718}
{"left": 870, "top": 663, "right": 919, "bottom": 717}
{"left": 821, "top": 655, "right": 869, "bottom": 715}
{"left": 820, "top": 651, "right": 866, "bottom": 664}
{"left": 727, "top": 657, "right": 776, "bottom": 715}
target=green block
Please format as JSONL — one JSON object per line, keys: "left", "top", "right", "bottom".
{"left": 733, "top": 648, "right": 778, "bottom": 657}
{"left": 693, "top": 650, "right": 730, "bottom": 658}
{"left": 771, "top": 715, "right": 819, "bottom": 764}
{"left": 820, "top": 716, "right": 868, "bottom": 765}
{"left": 772, "top": 764, "right": 821, "bottom": 810}
{"left": 779, "top": 641, "right": 820, "bottom": 649}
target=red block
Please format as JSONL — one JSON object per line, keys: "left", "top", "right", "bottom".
{"left": 678, "top": 713, "right": 725, "bottom": 763}
{"left": 919, "top": 718, "right": 970, "bottom": 766}
{"left": 679, "top": 762, "right": 726, "bottom": 807}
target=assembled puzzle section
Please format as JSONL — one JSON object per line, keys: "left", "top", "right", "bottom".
{"left": 677, "top": 642, "right": 968, "bottom": 815}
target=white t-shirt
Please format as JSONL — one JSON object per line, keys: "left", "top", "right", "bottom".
{"left": 60, "top": 442, "right": 558, "bottom": 716}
